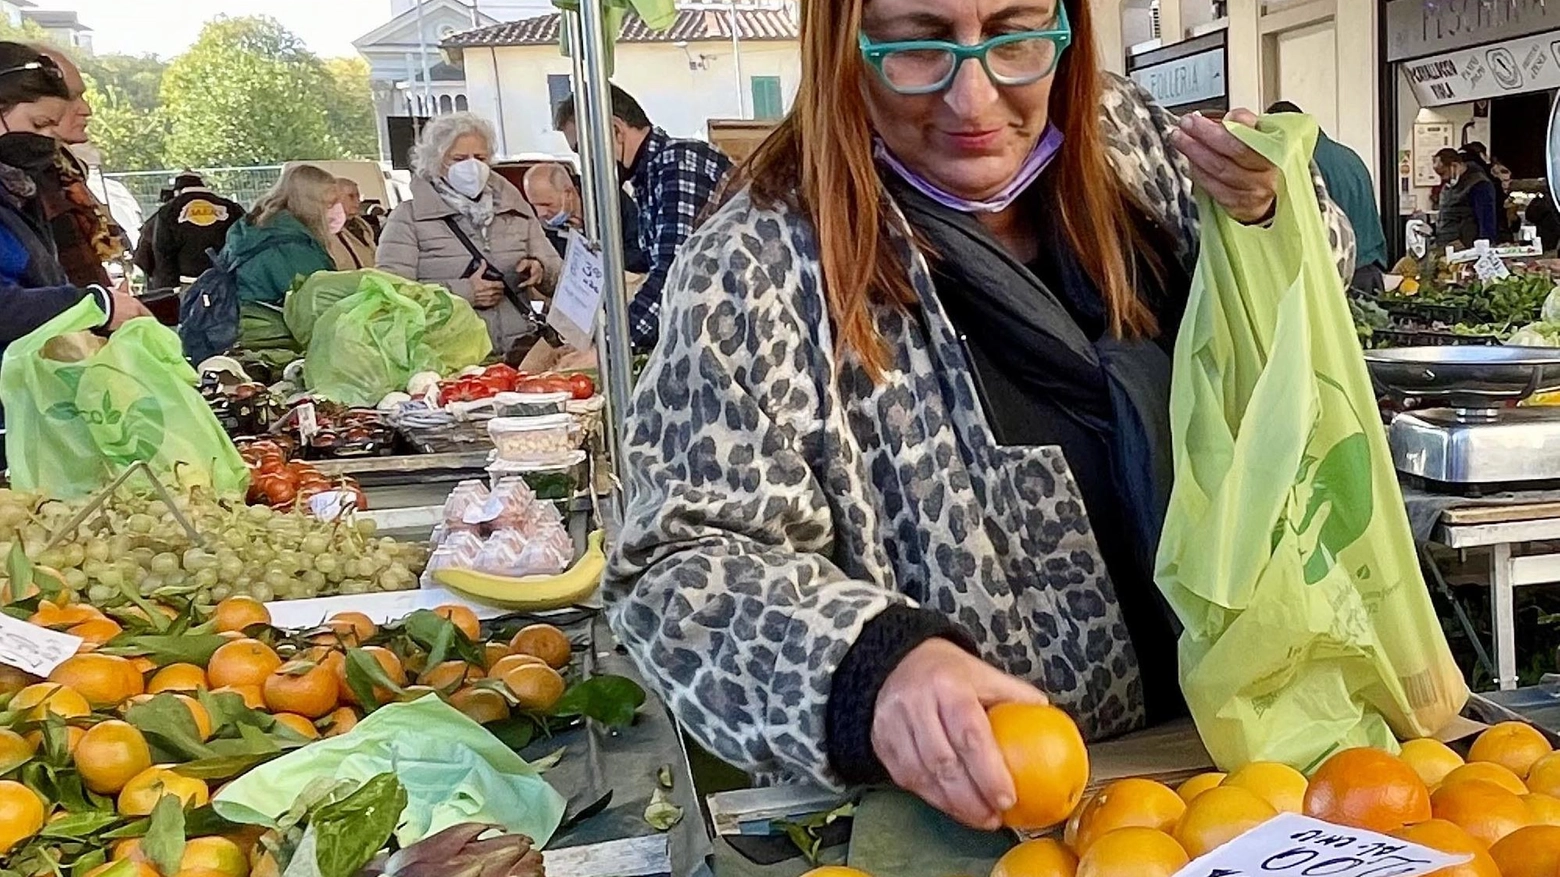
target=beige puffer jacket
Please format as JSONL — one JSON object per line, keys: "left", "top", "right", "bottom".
{"left": 376, "top": 173, "right": 562, "bottom": 352}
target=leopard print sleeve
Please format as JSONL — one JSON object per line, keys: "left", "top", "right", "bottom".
{"left": 1099, "top": 74, "right": 1357, "bottom": 283}
{"left": 604, "top": 196, "right": 904, "bottom": 788}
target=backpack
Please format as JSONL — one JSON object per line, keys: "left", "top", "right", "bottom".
{"left": 177, "top": 247, "right": 241, "bottom": 364}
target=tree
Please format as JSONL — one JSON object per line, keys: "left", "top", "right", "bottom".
{"left": 160, "top": 16, "right": 355, "bottom": 168}
{"left": 321, "top": 57, "right": 380, "bottom": 160}
{"left": 77, "top": 55, "right": 169, "bottom": 172}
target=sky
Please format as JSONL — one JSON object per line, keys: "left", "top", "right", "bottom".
{"left": 44, "top": 0, "right": 396, "bottom": 59}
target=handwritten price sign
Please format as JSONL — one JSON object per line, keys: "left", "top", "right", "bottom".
{"left": 548, "top": 231, "right": 606, "bottom": 351}
{"left": 1174, "top": 814, "right": 1468, "bottom": 877}
{"left": 0, "top": 612, "right": 82, "bottom": 676}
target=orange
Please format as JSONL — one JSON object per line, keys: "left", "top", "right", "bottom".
{"left": 48, "top": 654, "right": 144, "bottom": 709}
{"left": 1174, "top": 786, "right": 1278, "bottom": 858}
{"left": 68, "top": 617, "right": 124, "bottom": 650}
{"left": 29, "top": 600, "right": 103, "bottom": 628}
{"left": 179, "top": 836, "right": 250, "bottom": 877}
{"left": 418, "top": 661, "right": 483, "bottom": 693}
{"left": 501, "top": 664, "right": 566, "bottom": 712}
{"left": 987, "top": 703, "right": 1090, "bottom": 832}
{"left": 86, "top": 864, "right": 158, "bottom": 877}
{"left": 262, "top": 660, "right": 338, "bottom": 718}
{"left": 449, "top": 687, "right": 510, "bottom": 724}
{"left": 129, "top": 657, "right": 157, "bottom": 676}
{"left": 433, "top": 604, "right": 481, "bottom": 641}
{"left": 1469, "top": 722, "right": 1553, "bottom": 780}
{"left": 486, "top": 654, "right": 547, "bottom": 679}
{"left": 992, "top": 838, "right": 1077, "bottom": 877}
{"left": 1488, "top": 825, "right": 1560, "bottom": 877}
{"left": 1077, "top": 828, "right": 1187, "bottom": 877}
{"left": 1071, "top": 778, "right": 1185, "bottom": 855}
{"left": 0, "top": 665, "right": 35, "bottom": 696}
{"left": 148, "top": 663, "right": 208, "bottom": 694}
{"left": 333, "top": 647, "right": 403, "bottom": 705}
{"left": 1430, "top": 779, "right": 1532, "bottom": 847}
{"left": 25, "top": 726, "right": 84, "bottom": 754}
{"left": 508, "top": 624, "right": 571, "bottom": 669}
{"left": 1401, "top": 739, "right": 1467, "bottom": 788}
{"left": 74, "top": 720, "right": 153, "bottom": 794}
{"left": 212, "top": 597, "right": 270, "bottom": 634}
{"left": 1522, "top": 792, "right": 1560, "bottom": 826}
{"left": 0, "top": 780, "right": 46, "bottom": 855}
{"left": 798, "top": 870, "right": 872, "bottom": 877}
{"left": 207, "top": 639, "right": 282, "bottom": 690}
{"left": 1302, "top": 747, "right": 1431, "bottom": 833}
{"left": 1221, "top": 762, "right": 1308, "bottom": 814}
{"left": 175, "top": 869, "right": 235, "bottom": 877}
{"left": 1391, "top": 819, "right": 1501, "bottom": 877}
{"left": 323, "top": 612, "right": 376, "bottom": 646}
{"left": 13, "top": 682, "right": 90, "bottom": 720}
{"left": 212, "top": 685, "right": 266, "bottom": 711}
{"left": 481, "top": 642, "right": 511, "bottom": 669}
{"left": 118, "top": 765, "right": 209, "bottom": 815}
{"left": 1064, "top": 793, "right": 1093, "bottom": 851}
{"left": 322, "top": 706, "right": 359, "bottom": 737}
{"left": 1441, "top": 761, "right": 1529, "bottom": 796}
{"left": 174, "top": 694, "right": 214, "bottom": 741}
{"left": 0, "top": 729, "right": 35, "bottom": 773}
{"left": 1524, "top": 751, "right": 1560, "bottom": 797}
{"left": 271, "top": 713, "right": 320, "bottom": 740}
{"left": 111, "top": 838, "right": 146, "bottom": 861}
{"left": 1175, "top": 772, "right": 1226, "bottom": 804}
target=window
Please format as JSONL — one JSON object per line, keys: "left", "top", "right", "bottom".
{"left": 751, "top": 76, "right": 784, "bottom": 120}
{"left": 455, "top": 94, "right": 468, "bottom": 111}
{"left": 547, "top": 74, "right": 572, "bottom": 128}
{"left": 438, "top": 94, "right": 453, "bottom": 113}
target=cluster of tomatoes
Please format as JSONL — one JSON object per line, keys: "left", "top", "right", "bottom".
{"left": 239, "top": 439, "right": 368, "bottom": 511}
{"left": 436, "top": 365, "right": 596, "bottom": 407}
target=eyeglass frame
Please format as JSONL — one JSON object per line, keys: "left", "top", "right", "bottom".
{"left": 858, "top": 4, "right": 1074, "bottom": 96}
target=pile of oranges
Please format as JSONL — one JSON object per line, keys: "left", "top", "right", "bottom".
{"left": 802, "top": 708, "right": 1560, "bottom": 877}
{"left": 1, "top": 594, "right": 578, "bottom": 874}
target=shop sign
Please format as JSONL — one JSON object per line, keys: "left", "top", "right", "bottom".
{"left": 1388, "top": 0, "right": 1560, "bottom": 63}
{"left": 1403, "top": 29, "right": 1560, "bottom": 106}
{"left": 1130, "top": 47, "right": 1227, "bottom": 109}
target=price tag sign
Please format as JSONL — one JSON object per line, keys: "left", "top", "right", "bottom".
{"left": 296, "top": 401, "right": 319, "bottom": 443}
{"left": 1474, "top": 251, "right": 1512, "bottom": 282}
{"left": 308, "top": 490, "right": 353, "bottom": 522}
{"left": 548, "top": 231, "right": 606, "bottom": 351}
{"left": 0, "top": 612, "right": 82, "bottom": 676}
{"left": 1173, "top": 814, "right": 1467, "bottom": 877}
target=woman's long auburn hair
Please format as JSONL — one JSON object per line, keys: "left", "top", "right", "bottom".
{"left": 742, "top": 0, "right": 1159, "bottom": 378}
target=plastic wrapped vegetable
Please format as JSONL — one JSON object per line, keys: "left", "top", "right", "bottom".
{"left": 285, "top": 269, "right": 394, "bottom": 347}
{"left": 397, "top": 280, "right": 493, "bottom": 373}
{"left": 1541, "top": 286, "right": 1560, "bottom": 325}
{"left": 303, "top": 277, "right": 444, "bottom": 407}
{"left": 1507, "top": 322, "right": 1560, "bottom": 347}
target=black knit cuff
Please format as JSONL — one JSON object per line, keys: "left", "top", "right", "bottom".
{"left": 824, "top": 604, "right": 979, "bottom": 786}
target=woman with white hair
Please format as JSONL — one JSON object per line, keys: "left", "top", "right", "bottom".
{"left": 377, "top": 112, "right": 560, "bottom": 354}
{"left": 219, "top": 162, "right": 340, "bottom": 350}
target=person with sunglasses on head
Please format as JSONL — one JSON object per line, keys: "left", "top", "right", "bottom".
{"left": 0, "top": 42, "right": 146, "bottom": 364}
{"left": 603, "top": 0, "right": 1357, "bottom": 830}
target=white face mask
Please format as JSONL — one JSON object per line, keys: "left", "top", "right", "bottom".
{"left": 326, "top": 203, "right": 348, "bottom": 235}
{"left": 446, "top": 158, "right": 491, "bottom": 199}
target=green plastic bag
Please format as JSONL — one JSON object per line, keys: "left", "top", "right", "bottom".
{"left": 1155, "top": 115, "right": 1468, "bottom": 771}
{"left": 0, "top": 297, "right": 249, "bottom": 499}
{"left": 396, "top": 279, "right": 492, "bottom": 373}
{"left": 303, "top": 275, "right": 442, "bottom": 407}
{"left": 284, "top": 269, "right": 390, "bottom": 348}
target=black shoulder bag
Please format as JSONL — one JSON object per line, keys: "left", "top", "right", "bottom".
{"left": 440, "top": 216, "right": 564, "bottom": 348}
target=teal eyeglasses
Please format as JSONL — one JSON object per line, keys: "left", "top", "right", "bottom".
{"left": 859, "top": 4, "right": 1073, "bottom": 95}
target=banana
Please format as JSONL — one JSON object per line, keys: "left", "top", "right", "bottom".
{"left": 434, "top": 529, "right": 606, "bottom": 610}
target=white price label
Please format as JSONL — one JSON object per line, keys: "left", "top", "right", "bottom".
{"left": 297, "top": 401, "right": 319, "bottom": 442}
{"left": 547, "top": 231, "right": 606, "bottom": 350}
{"left": 1172, "top": 814, "right": 1467, "bottom": 877}
{"left": 308, "top": 490, "right": 353, "bottom": 521}
{"left": 0, "top": 612, "right": 82, "bottom": 676}
{"left": 1474, "top": 251, "right": 1512, "bottom": 281}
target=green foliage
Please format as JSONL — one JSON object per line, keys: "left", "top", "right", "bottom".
{"left": 321, "top": 58, "right": 380, "bottom": 160}
{"left": 160, "top": 16, "right": 377, "bottom": 168}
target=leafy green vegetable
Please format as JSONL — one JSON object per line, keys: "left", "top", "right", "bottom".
{"left": 308, "top": 774, "right": 407, "bottom": 877}
{"left": 551, "top": 675, "right": 645, "bottom": 727}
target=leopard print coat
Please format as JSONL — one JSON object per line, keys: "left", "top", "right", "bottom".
{"left": 605, "top": 75, "right": 1358, "bottom": 789}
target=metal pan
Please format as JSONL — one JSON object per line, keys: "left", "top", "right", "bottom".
{"left": 1364, "top": 346, "right": 1560, "bottom": 408}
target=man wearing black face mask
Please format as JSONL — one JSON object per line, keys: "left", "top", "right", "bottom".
{"left": 554, "top": 86, "right": 732, "bottom": 351}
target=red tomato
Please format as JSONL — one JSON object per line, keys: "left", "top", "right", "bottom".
{"left": 568, "top": 373, "right": 595, "bottom": 400}
{"left": 257, "top": 473, "right": 296, "bottom": 506}
{"left": 482, "top": 364, "right": 522, "bottom": 391}
{"left": 515, "top": 377, "right": 573, "bottom": 395}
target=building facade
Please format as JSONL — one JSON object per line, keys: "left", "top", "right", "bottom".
{"left": 442, "top": 3, "right": 799, "bottom": 157}
{"left": 22, "top": 8, "right": 91, "bottom": 54}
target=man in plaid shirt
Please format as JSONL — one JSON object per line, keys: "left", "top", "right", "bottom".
{"left": 557, "top": 86, "right": 733, "bottom": 351}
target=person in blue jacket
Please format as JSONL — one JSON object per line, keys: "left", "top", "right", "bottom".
{"left": 0, "top": 42, "right": 145, "bottom": 361}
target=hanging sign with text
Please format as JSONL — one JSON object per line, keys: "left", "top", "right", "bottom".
{"left": 1403, "top": 28, "right": 1560, "bottom": 106}
{"left": 1172, "top": 814, "right": 1467, "bottom": 877}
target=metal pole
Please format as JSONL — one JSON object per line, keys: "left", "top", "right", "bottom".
{"left": 565, "top": 13, "right": 600, "bottom": 234}
{"left": 413, "top": 0, "right": 434, "bottom": 115}
{"left": 728, "top": 0, "right": 746, "bottom": 116}
{"left": 571, "top": 3, "right": 634, "bottom": 518}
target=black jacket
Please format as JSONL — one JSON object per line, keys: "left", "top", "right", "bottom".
{"left": 145, "top": 189, "right": 244, "bottom": 290}
{"left": 541, "top": 187, "right": 650, "bottom": 274}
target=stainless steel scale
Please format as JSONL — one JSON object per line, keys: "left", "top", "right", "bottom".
{"left": 1366, "top": 347, "right": 1560, "bottom": 490}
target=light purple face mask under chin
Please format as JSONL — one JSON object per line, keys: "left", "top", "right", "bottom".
{"left": 875, "top": 124, "right": 1065, "bottom": 214}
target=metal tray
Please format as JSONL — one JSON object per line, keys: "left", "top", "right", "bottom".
{"left": 1364, "top": 346, "right": 1560, "bottom": 408}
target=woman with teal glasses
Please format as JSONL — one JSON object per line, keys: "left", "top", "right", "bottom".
{"left": 604, "top": 0, "right": 1357, "bottom": 829}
